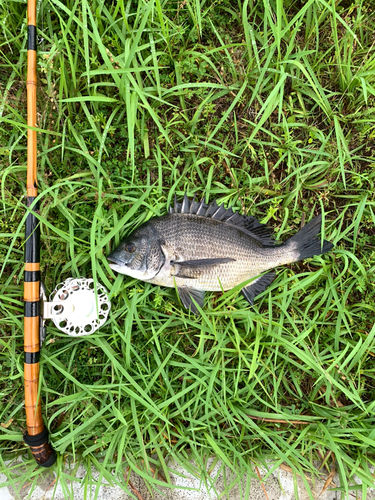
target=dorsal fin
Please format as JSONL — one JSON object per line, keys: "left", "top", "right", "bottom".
{"left": 181, "top": 192, "right": 189, "bottom": 213}
{"left": 168, "top": 193, "right": 275, "bottom": 245}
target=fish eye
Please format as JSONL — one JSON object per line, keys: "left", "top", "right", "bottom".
{"left": 125, "top": 243, "right": 135, "bottom": 253}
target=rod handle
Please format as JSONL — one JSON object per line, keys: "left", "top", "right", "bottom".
{"left": 23, "top": 428, "right": 57, "bottom": 467}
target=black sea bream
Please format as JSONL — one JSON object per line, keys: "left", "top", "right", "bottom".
{"left": 107, "top": 194, "right": 333, "bottom": 313}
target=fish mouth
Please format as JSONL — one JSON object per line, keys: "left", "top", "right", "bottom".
{"left": 107, "top": 255, "right": 127, "bottom": 267}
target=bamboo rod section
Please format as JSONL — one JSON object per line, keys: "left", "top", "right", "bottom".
{"left": 23, "top": 0, "right": 56, "bottom": 467}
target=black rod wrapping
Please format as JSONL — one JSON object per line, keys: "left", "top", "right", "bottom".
{"left": 25, "top": 197, "right": 40, "bottom": 264}
{"left": 27, "top": 25, "right": 37, "bottom": 51}
{"left": 23, "top": 427, "right": 49, "bottom": 446}
{"left": 24, "top": 301, "right": 41, "bottom": 317}
{"left": 38, "top": 451, "right": 57, "bottom": 468}
{"left": 24, "top": 352, "right": 40, "bottom": 364}
{"left": 25, "top": 271, "right": 41, "bottom": 282}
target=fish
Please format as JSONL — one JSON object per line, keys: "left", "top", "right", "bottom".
{"left": 107, "top": 194, "right": 333, "bottom": 314}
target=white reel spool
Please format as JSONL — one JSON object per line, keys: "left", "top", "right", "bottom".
{"left": 43, "top": 278, "right": 111, "bottom": 336}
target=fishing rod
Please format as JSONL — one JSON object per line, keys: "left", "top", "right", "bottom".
{"left": 23, "top": 0, "right": 57, "bottom": 467}
{"left": 23, "top": 0, "right": 111, "bottom": 466}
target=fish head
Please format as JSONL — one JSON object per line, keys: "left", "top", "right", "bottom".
{"left": 107, "top": 223, "right": 165, "bottom": 281}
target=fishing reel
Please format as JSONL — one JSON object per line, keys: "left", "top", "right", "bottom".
{"left": 40, "top": 277, "right": 111, "bottom": 340}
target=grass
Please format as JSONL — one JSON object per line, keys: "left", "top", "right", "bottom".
{"left": 1, "top": 0, "right": 375, "bottom": 498}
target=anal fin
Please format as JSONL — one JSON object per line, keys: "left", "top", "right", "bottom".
{"left": 241, "top": 271, "right": 275, "bottom": 306}
{"left": 178, "top": 288, "right": 205, "bottom": 314}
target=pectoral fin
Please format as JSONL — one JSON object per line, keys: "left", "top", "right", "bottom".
{"left": 178, "top": 288, "right": 205, "bottom": 314}
{"left": 242, "top": 271, "right": 275, "bottom": 306}
{"left": 172, "top": 258, "right": 235, "bottom": 279}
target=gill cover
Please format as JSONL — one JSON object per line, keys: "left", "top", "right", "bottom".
{"left": 107, "top": 222, "right": 165, "bottom": 280}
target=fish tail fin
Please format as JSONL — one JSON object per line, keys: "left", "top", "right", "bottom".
{"left": 285, "top": 214, "right": 333, "bottom": 262}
